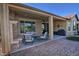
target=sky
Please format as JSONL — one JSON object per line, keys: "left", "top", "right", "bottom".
{"left": 24, "top": 3, "right": 79, "bottom": 17}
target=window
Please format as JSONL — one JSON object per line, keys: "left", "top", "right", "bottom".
{"left": 20, "top": 21, "right": 35, "bottom": 33}
{"left": 73, "top": 20, "right": 76, "bottom": 30}
{"left": 68, "top": 22, "right": 71, "bottom": 31}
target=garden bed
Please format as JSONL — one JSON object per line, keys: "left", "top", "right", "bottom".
{"left": 66, "top": 35, "right": 79, "bottom": 41}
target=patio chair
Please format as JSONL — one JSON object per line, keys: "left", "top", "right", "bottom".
{"left": 38, "top": 32, "right": 48, "bottom": 40}
{"left": 23, "top": 33, "right": 34, "bottom": 43}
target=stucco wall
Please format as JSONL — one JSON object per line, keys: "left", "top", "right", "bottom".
{"left": 66, "top": 20, "right": 73, "bottom": 35}
{"left": 53, "top": 20, "right": 66, "bottom": 32}
{"left": 66, "top": 16, "right": 77, "bottom": 36}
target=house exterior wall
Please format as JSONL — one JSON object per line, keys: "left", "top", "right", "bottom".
{"left": 9, "top": 10, "right": 42, "bottom": 38}
{"left": 53, "top": 20, "right": 66, "bottom": 32}
{"left": 18, "top": 17, "right": 42, "bottom": 36}
{"left": 66, "top": 20, "right": 73, "bottom": 35}
{"left": 77, "top": 21, "right": 79, "bottom": 32}
{"left": 66, "top": 16, "right": 77, "bottom": 36}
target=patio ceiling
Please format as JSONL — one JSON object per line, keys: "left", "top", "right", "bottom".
{"left": 8, "top": 4, "right": 68, "bottom": 21}
{"left": 53, "top": 17, "right": 66, "bottom": 21}
{"left": 9, "top": 7, "right": 66, "bottom": 21}
{"left": 9, "top": 7, "right": 49, "bottom": 20}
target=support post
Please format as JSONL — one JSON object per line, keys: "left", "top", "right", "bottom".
{"left": 49, "top": 16, "right": 53, "bottom": 40}
{"left": 0, "top": 4, "right": 11, "bottom": 54}
{"left": 35, "top": 20, "right": 42, "bottom": 36}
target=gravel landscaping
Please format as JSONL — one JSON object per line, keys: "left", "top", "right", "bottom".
{"left": 10, "top": 39, "right": 79, "bottom": 56}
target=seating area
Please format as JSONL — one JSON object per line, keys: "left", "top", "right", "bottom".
{"left": 11, "top": 36, "right": 49, "bottom": 52}
{"left": 22, "top": 32, "right": 48, "bottom": 43}
{"left": 11, "top": 31, "right": 49, "bottom": 52}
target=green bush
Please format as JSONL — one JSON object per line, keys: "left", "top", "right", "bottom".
{"left": 66, "top": 36, "right": 79, "bottom": 41}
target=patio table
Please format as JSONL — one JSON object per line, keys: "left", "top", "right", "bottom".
{"left": 22, "top": 33, "right": 34, "bottom": 43}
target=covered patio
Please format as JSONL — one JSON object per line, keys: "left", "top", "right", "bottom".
{"left": 0, "top": 3, "right": 67, "bottom": 55}
{"left": 9, "top": 4, "right": 50, "bottom": 51}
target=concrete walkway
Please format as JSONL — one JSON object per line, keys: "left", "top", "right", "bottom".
{"left": 10, "top": 39, "right": 79, "bottom": 56}
{"left": 53, "top": 35, "right": 66, "bottom": 40}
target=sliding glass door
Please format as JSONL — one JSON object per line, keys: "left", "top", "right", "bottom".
{"left": 20, "top": 21, "right": 35, "bottom": 34}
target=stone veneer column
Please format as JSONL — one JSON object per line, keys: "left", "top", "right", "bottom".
{"left": 0, "top": 4, "right": 11, "bottom": 54}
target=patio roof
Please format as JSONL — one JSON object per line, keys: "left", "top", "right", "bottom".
{"left": 8, "top": 3, "right": 69, "bottom": 20}
{"left": 64, "top": 14, "right": 78, "bottom": 20}
{"left": 9, "top": 8, "right": 49, "bottom": 20}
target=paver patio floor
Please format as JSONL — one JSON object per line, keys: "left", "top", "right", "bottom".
{"left": 10, "top": 39, "right": 79, "bottom": 56}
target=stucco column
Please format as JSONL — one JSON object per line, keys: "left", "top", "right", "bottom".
{"left": 49, "top": 16, "right": 53, "bottom": 40}
{"left": 0, "top": 4, "right": 11, "bottom": 54}
{"left": 35, "top": 20, "right": 42, "bottom": 36}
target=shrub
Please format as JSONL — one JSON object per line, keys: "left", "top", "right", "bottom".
{"left": 66, "top": 36, "right": 79, "bottom": 41}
